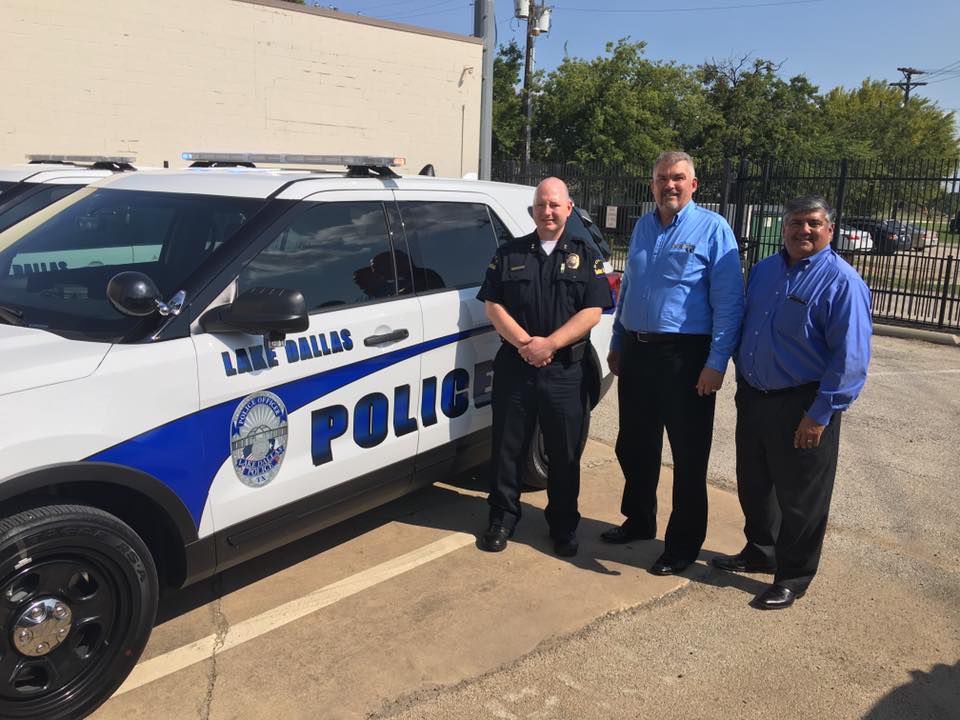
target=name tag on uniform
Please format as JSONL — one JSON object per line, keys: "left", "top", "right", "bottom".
{"left": 509, "top": 265, "right": 526, "bottom": 271}
{"left": 672, "top": 242, "right": 696, "bottom": 253}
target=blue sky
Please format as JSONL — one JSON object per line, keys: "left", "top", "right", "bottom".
{"left": 311, "top": 0, "right": 960, "bottom": 116}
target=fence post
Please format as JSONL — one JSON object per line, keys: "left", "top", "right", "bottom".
{"left": 719, "top": 158, "right": 732, "bottom": 222}
{"left": 833, "top": 158, "right": 849, "bottom": 247}
{"left": 732, "top": 158, "right": 749, "bottom": 246}
{"left": 938, "top": 255, "right": 954, "bottom": 329}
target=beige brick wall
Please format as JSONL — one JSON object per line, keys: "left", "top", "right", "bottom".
{"left": 0, "top": 0, "right": 482, "bottom": 177}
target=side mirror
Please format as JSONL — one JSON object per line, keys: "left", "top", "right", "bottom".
{"left": 107, "top": 271, "right": 161, "bottom": 317}
{"left": 201, "top": 287, "right": 309, "bottom": 345}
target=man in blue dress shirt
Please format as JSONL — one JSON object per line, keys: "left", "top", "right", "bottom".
{"left": 602, "top": 151, "right": 744, "bottom": 576}
{"left": 712, "top": 195, "right": 872, "bottom": 610}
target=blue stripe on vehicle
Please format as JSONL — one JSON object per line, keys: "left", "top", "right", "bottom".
{"left": 86, "top": 325, "right": 495, "bottom": 527}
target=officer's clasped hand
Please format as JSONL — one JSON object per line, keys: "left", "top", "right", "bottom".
{"left": 519, "top": 336, "right": 556, "bottom": 367}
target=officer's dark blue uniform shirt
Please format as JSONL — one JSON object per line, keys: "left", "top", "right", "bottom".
{"left": 477, "top": 230, "right": 612, "bottom": 338}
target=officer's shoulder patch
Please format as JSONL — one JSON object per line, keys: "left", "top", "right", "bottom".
{"left": 594, "top": 258, "right": 605, "bottom": 276}
{"left": 488, "top": 253, "right": 499, "bottom": 270}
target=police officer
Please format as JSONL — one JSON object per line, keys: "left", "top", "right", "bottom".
{"left": 477, "top": 177, "right": 613, "bottom": 557}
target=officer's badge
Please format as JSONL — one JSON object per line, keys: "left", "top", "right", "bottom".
{"left": 230, "top": 391, "right": 289, "bottom": 488}
{"left": 594, "top": 259, "right": 605, "bottom": 276}
{"left": 566, "top": 253, "right": 580, "bottom": 270}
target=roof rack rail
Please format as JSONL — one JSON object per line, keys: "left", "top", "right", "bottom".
{"left": 180, "top": 152, "right": 405, "bottom": 178}
{"left": 26, "top": 154, "right": 137, "bottom": 172}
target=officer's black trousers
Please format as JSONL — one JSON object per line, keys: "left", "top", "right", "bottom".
{"left": 488, "top": 346, "right": 589, "bottom": 538}
{"left": 614, "top": 333, "right": 714, "bottom": 560}
{"left": 735, "top": 382, "right": 841, "bottom": 593}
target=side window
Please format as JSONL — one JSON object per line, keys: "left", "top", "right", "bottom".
{"left": 397, "top": 202, "right": 499, "bottom": 292}
{"left": 0, "top": 184, "right": 83, "bottom": 233}
{"left": 239, "top": 201, "right": 397, "bottom": 312}
{"left": 490, "top": 209, "right": 515, "bottom": 245}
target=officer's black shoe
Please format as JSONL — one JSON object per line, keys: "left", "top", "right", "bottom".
{"left": 711, "top": 552, "right": 776, "bottom": 574}
{"left": 478, "top": 524, "right": 513, "bottom": 553}
{"left": 750, "top": 584, "right": 804, "bottom": 610}
{"left": 648, "top": 553, "right": 693, "bottom": 576}
{"left": 600, "top": 523, "right": 655, "bottom": 544}
{"left": 553, "top": 534, "right": 579, "bottom": 558}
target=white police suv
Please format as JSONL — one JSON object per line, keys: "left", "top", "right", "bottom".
{"left": 0, "top": 153, "right": 615, "bottom": 719}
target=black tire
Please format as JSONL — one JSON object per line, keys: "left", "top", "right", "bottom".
{"left": 0, "top": 504, "right": 158, "bottom": 720}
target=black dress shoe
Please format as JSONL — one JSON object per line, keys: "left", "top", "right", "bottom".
{"left": 600, "top": 524, "right": 655, "bottom": 544}
{"left": 711, "top": 553, "right": 776, "bottom": 574}
{"left": 648, "top": 554, "right": 692, "bottom": 576}
{"left": 478, "top": 524, "right": 513, "bottom": 553}
{"left": 751, "top": 584, "right": 804, "bottom": 610}
{"left": 553, "top": 534, "right": 579, "bottom": 557}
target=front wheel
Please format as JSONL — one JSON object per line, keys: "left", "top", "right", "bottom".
{"left": 0, "top": 504, "right": 158, "bottom": 720}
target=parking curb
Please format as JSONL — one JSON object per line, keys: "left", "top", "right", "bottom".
{"left": 873, "top": 322, "right": 960, "bottom": 347}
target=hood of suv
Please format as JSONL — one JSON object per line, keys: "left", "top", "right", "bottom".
{"left": 0, "top": 325, "right": 111, "bottom": 396}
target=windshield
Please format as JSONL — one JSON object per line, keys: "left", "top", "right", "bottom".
{"left": 0, "top": 184, "right": 85, "bottom": 233}
{"left": 0, "top": 188, "right": 266, "bottom": 341}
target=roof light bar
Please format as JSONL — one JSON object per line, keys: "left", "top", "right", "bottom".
{"left": 27, "top": 154, "right": 136, "bottom": 164}
{"left": 180, "top": 152, "right": 405, "bottom": 168}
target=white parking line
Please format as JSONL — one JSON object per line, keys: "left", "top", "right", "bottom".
{"left": 114, "top": 531, "right": 476, "bottom": 697}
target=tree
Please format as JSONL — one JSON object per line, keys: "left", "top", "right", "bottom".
{"left": 694, "top": 56, "right": 826, "bottom": 164}
{"left": 492, "top": 42, "right": 525, "bottom": 160}
{"left": 531, "top": 39, "right": 708, "bottom": 167}
{"left": 819, "top": 80, "right": 960, "bottom": 161}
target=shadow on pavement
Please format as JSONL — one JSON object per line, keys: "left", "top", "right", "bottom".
{"left": 861, "top": 661, "right": 960, "bottom": 720}
{"left": 157, "top": 466, "right": 766, "bottom": 624}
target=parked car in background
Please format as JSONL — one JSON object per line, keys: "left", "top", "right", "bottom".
{"left": 836, "top": 225, "right": 873, "bottom": 253}
{"left": 901, "top": 223, "right": 939, "bottom": 251}
{"left": 842, "top": 217, "right": 912, "bottom": 255}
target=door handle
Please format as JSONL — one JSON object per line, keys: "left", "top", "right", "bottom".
{"left": 364, "top": 328, "right": 409, "bottom": 346}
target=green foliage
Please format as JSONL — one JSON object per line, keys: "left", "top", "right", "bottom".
{"left": 492, "top": 42, "right": 525, "bottom": 160}
{"left": 492, "top": 40, "right": 960, "bottom": 165}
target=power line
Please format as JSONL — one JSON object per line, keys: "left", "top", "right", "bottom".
{"left": 387, "top": 0, "right": 468, "bottom": 21}
{"left": 556, "top": 0, "right": 823, "bottom": 13}
{"left": 890, "top": 67, "right": 927, "bottom": 104}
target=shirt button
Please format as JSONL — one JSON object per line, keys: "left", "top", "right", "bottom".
{"left": 747, "top": 372, "right": 752, "bottom": 376}
{"left": 755, "top": 331, "right": 759, "bottom": 335}
{"left": 764, "top": 311, "right": 769, "bottom": 315}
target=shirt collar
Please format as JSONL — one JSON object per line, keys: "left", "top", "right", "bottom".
{"left": 779, "top": 243, "right": 833, "bottom": 270}
{"left": 654, "top": 200, "right": 697, "bottom": 229}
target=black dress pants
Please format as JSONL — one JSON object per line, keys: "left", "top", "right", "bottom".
{"left": 488, "top": 346, "right": 589, "bottom": 538}
{"left": 614, "top": 333, "right": 715, "bottom": 560}
{"left": 735, "top": 381, "right": 841, "bottom": 593}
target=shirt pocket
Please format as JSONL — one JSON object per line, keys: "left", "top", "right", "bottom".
{"left": 662, "top": 249, "right": 693, "bottom": 282}
{"left": 557, "top": 273, "right": 587, "bottom": 316}
{"left": 502, "top": 264, "right": 533, "bottom": 308}
{"left": 773, "top": 298, "right": 810, "bottom": 337}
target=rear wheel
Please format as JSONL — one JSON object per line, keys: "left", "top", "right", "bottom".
{"left": 0, "top": 504, "right": 158, "bottom": 720}
{"left": 523, "top": 415, "right": 591, "bottom": 491}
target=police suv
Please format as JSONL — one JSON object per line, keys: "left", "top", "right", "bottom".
{"left": 0, "top": 153, "right": 616, "bottom": 719}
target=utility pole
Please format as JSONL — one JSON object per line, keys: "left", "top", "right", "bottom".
{"left": 890, "top": 67, "right": 927, "bottom": 104}
{"left": 518, "top": 0, "right": 551, "bottom": 173}
{"left": 474, "top": 0, "right": 494, "bottom": 180}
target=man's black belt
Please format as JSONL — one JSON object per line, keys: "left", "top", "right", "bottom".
{"left": 626, "top": 331, "right": 709, "bottom": 343}
{"left": 741, "top": 381, "right": 819, "bottom": 396}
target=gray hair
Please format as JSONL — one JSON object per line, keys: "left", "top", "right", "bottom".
{"left": 652, "top": 151, "right": 696, "bottom": 179}
{"left": 783, "top": 195, "right": 835, "bottom": 224}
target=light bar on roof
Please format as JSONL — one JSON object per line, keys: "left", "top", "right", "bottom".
{"left": 180, "top": 152, "right": 405, "bottom": 167}
{"left": 27, "top": 154, "right": 136, "bottom": 164}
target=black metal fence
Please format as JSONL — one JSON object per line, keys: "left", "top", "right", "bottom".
{"left": 492, "top": 158, "right": 960, "bottom": 331}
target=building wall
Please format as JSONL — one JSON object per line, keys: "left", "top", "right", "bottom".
{"left": 0, "top": 0, "right": 482, "bottom": 176}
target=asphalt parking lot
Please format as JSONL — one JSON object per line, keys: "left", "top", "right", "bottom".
{"left": 94, "top": 333, "right": 960, "bottom": 720}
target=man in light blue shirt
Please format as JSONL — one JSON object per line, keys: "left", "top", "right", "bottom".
{"left": 601, "top": 151, "right": 744, "bottom": 576}
{"left": 712, "top": 195, "right": 871, "bottom": 610}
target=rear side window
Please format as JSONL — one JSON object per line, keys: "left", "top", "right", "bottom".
{"left": 397, "top": 202, "right": 499, "bottom": 292}
{"left": 239, "top": 201, "right": 398, "bottom": 312}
